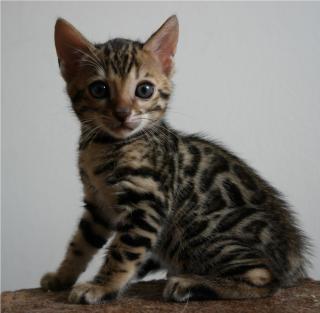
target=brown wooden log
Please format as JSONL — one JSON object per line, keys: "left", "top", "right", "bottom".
{"left": 2, "top": 279, "right": 320, "bottom": 313}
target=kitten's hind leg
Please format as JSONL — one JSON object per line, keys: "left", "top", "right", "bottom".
{"left": 163, "top": 267, "right": 278, "bottom": 302}
{"left": 136, "top": 256, "right": 163, "bottom": 280}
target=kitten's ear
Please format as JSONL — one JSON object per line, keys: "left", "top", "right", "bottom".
{"left": 144, "top": 15, "right": 179, "bottom": 76}
{"left": 55, "top": 18, "right": 94, "bottom": 81}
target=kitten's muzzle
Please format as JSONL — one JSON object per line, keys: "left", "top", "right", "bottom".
{"left": 110, "top": 116, "right": 141, "bottom": 133}
{"left": 111, "top": 107, "right": 142, "bottom": 132}
{"left": 114, "top": 107, "right": 131, "bottom": 123}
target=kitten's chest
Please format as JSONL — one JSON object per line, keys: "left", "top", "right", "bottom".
{"left": 78, "top": 140, "right": 153, "bottom": 193}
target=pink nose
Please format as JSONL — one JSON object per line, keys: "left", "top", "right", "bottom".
{"left": 114, "top": 107, "right": 131, "bottom": 122}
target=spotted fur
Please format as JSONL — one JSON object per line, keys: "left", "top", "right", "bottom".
{"left": 40, "top": 16, "right": 310, "bottom": 304}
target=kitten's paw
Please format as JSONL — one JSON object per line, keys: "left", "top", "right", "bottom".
{"left": 163, "top": 277, "right": 193, "bottom": 302}
{"left": 40, "top": 272, "right": 73, "bottom": 291}
{"left": 163, "top": 276, "right": 217, "bottom": 302}
{"left": 68, "top": 282, "right": 118, "bottom": 304}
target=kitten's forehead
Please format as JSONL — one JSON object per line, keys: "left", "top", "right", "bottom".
{"left": 95, "top": 38, "right": 144, "bottom": 78}
{"left": 104, "top": 38, "right": 143, "bottom": 51}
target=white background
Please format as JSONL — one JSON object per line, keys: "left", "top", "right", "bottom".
{"left": 2, "top": 2, "right": 320, "bottom": 291}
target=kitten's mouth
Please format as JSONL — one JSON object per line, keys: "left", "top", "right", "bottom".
{"left": 113, "top": 124, "right": 134, "bottom": 131}
{"left": 98, "top": 114, "right": 148, "bottom": 139}
{"left": 102, "top": 119, "right": 143, "bottom": 139}
{"left": 111, "top": 121, "right": 139, "bottom": 132}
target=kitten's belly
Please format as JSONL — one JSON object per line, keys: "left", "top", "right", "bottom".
{"left": 155, "top": 204, "right": 258, "bottom": 275}
{"left": 155, "top": 212, "right": 222, "bottom": 275}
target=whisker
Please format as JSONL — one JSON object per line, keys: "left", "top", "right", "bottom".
{"left": 167, "top": 108, "right": 193, "bottom": 119}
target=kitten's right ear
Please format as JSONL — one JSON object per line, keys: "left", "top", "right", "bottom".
{"left": 54, "top": 18, "right": 93, "bottom": 81}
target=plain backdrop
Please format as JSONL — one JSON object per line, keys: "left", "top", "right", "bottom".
{"left": 2, "top": 2, "right": 320, "bottom": 291}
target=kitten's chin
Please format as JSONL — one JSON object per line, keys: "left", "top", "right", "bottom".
{"left": 102, "top": 120, "right": 148, "bottom": 140}
{"left": 107, "top": 128, "right": 137, "bottom": 140}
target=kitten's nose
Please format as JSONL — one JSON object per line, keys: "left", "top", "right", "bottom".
{"left": 114, "top": 107, "right": 131, "bottom": 123}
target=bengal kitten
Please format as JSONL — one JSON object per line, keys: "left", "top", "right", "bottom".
{"left": 40, "top": 16, "right": 309, "bottom": 304}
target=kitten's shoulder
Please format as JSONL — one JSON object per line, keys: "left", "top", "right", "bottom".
{"left": 173, "top": 128, "right": 236, "bottom": 159}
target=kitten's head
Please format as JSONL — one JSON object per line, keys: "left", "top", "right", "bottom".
{"left": 54, "top": 16, "right": 179, "bottom": 139}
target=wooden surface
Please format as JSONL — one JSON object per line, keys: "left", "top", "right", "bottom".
{"left": 2, "top": 279, "right": 320, "bottom": 313}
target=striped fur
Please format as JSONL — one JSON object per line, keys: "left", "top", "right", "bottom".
{"left": 41, "top": 16, "right": 310, "bottom": 304}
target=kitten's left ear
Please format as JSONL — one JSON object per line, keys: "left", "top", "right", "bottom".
{"left": 144, "top": 15, "right": 179, "bottom": 76}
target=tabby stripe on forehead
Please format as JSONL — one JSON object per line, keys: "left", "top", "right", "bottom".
{"left": 216, "top": 207, "right": 257, "bottom": 233}
{"left": 114, "top": 53, "right": 121, "bottom": 73}
{"left": 110, "top": 60, "right": 119, "bottom": 74}
{"left": 223, "top": 179, "right": 245, "bottom": 206}
{"left": 121, "top": 54, "right": 129, "bottom": 75}
{"left": 117, "top": 52, "right": 128, "bottom": 76}
{"left": 103, "top": 59, "right": 110, "bottom": 74}
{"left": 125, "top": 51, "right": 135, "bottom": 75}
{"left": 200, "top": 156, "right": 229, "bottom": 193}
{"left": 79, "top": 219, "right": 106, "bottom": 248}
{"left": 134, "top": 58, "right": 141, "bottom": 79}
{"left": 125, "top": 56, "right": 134, "bottom": 74}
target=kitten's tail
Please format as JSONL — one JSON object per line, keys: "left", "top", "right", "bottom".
{"left": 163, "top": 269, "right": 279, "bottom": 302}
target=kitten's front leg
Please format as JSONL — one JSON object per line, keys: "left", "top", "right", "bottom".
{"left": 41, "top": 200, "right": 113, "bottom": 291}
{"left": 69, "top": 187, "right": 165, "bottom": 304}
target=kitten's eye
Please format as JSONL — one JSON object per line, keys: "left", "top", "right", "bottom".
{"left": 88, "top": 81, "right": 109, "bottom": 99}
{"left": 135, "top": 82, "right": 155, "bottom": 99}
